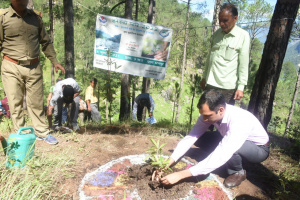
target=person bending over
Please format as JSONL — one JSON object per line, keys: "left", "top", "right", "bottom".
{"left": 161, "top": 89, "right": 269, "bottom": 188}
{"left": 132, "top": 93, "right": 155, "bottom": 121}
{"left": 47, "top": 78, "right": 81, "bottom": 132}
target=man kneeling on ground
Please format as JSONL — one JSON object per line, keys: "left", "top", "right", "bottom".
{"left": 160, "top": 89, "right": 269, "bottom": 188}
{"left": 47, "top": 78, "right": 81, "bottom": 132}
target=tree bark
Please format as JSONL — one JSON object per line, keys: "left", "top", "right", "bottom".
{"left": 175, "top": 0, "right": 190, "bottom": 123}
{"left": 49, "top": 0, "right": 55, "bottom": 85}
{"left": 284, "top": 68, "right": 300, "bottom": 137}
{"left": 248, "top": 0, "right": 300, "bottom": 129}
{"left": 63, "top": 0, "right": 75, "bottom": 78}
{"left": 142, "top": 0, "right": 156, "bottom": 94}
{"left": 211, "top": 0, "right": 222, "bottom": 35}
{"left": 119, "top": 0, "right": 133, "bottom": 121}
{"left": 131, "top": 0, "right": 139, "bottom": 111}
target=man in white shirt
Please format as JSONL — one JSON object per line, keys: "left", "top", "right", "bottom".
{"left": 161, "top": 89, "right": 269, "bottom": 188}
{"left": 47, "top": 78, "right": 81, "bottom": 131}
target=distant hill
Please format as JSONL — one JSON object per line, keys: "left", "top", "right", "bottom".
{"left": 284, "top": 40, "right": 300, "bottom": 70}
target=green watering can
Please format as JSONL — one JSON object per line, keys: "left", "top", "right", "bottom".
{"left": 6, "top": 127, "right": 36, "bottom": 168}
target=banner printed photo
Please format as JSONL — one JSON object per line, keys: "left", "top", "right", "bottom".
{"left": 93, "top": 14, "right": 173, "bottom": 80}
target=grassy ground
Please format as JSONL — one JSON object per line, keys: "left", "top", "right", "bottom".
{"left": 0, "top": 117, "right": 299, "bottom": 199}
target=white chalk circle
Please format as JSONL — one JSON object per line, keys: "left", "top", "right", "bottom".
{"left": 78, "top": 154, "right": 232, "bottom": 200}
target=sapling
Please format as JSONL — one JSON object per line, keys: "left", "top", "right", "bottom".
{"left": 145, "top": 138, "right": 173, "bottom": 182}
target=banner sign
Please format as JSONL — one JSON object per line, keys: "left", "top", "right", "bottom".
{"left": 93, "top": 14, "right": 173, "bottom": 79}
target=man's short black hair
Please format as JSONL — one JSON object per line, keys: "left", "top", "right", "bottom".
{"left": 90, "top": 78, "right": 98, "bottom": 83}
{"left": 220, "top": 3, "right": 238, "bottom": 17}
{"left": 197, "top": 89, "right": 226, "bottom": 113}
{"left": 63, "top": 85, "right": 74, "bottom": 104}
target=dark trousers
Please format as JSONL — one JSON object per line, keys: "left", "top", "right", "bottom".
{"left": 54, "top": 96, "right": 79, "bottom": 127}
{"left": 195, "top": 131, "right": 270, "bottom": 175}
{"left": 137, "top": 105, "right": 144, "bottom": 121}
{"left": 206, "top": 85, "right": 236, "bottom": 105}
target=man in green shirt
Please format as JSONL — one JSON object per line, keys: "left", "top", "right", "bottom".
{"left": 200, "top": 3, "right": 250, "bottom": 105}
{"left": 0, "top": 0, "right": 65, "bottom": 144}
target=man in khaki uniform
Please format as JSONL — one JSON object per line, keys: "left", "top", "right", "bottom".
{"left": 0, "top": 0, "right": 65, "bottom": 145}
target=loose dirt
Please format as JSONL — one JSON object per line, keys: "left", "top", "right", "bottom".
{"left": 10, "top": 125, "right": 296, "bottom": 199}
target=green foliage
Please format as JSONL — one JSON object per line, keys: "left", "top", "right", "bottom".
{"left": 290, "top": 9, "right": 300, "bottom": 41}
{"left": 0, "top": 117, "right": 13, "bottom": 133}
{"left": 0, "top": 147, "right": 75, "bottom": 199}
{"left": 284, "top": 41, "right": 300, "bottom": 70}
{"left": 0, "top": 0, "right": 10, "bottom": 8}
{"left": 187, "top": 74, "right": 202, "bottom": 124}
{"left": 146, "top": 138, "right": 172, "bottom": 173}
{"left": 103, "top": 50, "right": 122, "bottom": 124}
{"left": 1, "top": 0, "right": 298, "bottom": 130}
{"left": 269, "top": 61, "right": 298, "bottom": 134}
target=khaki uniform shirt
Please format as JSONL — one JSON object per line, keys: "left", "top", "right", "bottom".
{"left": 0, "top": 6, "right": 58, "bottom": 65}
{"left": 85, "top": 85, "right": 98, "bottom": 104}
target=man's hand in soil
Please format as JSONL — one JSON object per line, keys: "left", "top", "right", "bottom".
{"left": 160, "top": 169, "right": 192, "bottom": 185}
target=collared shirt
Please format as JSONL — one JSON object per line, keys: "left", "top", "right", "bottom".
{"left": 170, "top": 104, "right": 269, "bottom": 176}
{"left": 132, "top": 93, "right": 155, "bottom": 120}
{"left": 85, "top": 85, "right": 98, "bottom": 104}
{"left": 0, "top": 6, "right": 58, "bottom": 65}
{"left": 203, "top": 26, "right": 250, "bottom": 91}
{"left": 50, "top": 78, "right": 81, "bottom": 106}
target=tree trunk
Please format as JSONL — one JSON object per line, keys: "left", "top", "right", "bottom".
{"left": 189, "top": 86, "right": 195, "bottom": 125}
{"left": 106, "top": 99, "right": 109, "bottom": 123}
{"left": 175, "top": 0, "right": 190, "bottom": 123}
{"left": 135, "top": 0, "right": 139, "bottom": 21}
{"left": 211, "top": 0, "right": 222, "bottom": 35}
{"left": 248, "top": 0, "right": 300, "bottom": 129}
{"left": 284, "top": 68, "right": 300, "bottom": 137}
{"left": 131, "top": 0, "right": 139, "bottom": 111}
{"left": 141, "top": 0, "right": 156, "bottom": 94}
{"left": 63, "top": 0, "right": 75, "bottom": 78}
{"left": 119, "top": 0, "right": 133, "bottom": 121}
{"left": 49, "top": 0, "right": 55, "bottom": 85}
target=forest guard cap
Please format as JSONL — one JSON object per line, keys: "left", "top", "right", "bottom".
{"left": 63, "top": 85, "right": 74, "bottom": 104}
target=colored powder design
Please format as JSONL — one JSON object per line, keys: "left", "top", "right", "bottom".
{"left": 79, "top": 155, "right": 232, "bottom": 200}
{"left": 89, "top": 171, "right": 116, "bottom": 187}
{"left": 114, "top": 174, "right": 130, "bottom": 186}
{"left": 193, "top": 180, "right": 229, "bottom": 200}
{"left": 173, "top": 161, "right": 188, "bottom": 169}
{"left": 98, "top": 194, "right": 114, "bottom": 200}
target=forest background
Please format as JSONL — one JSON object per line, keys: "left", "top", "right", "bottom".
{"left": 0, "top": 0, "right": 299, "bottom": 138}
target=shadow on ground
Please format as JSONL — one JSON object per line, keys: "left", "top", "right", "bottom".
{"left": 168, "top": 131, "right": 300, "bottom": 199}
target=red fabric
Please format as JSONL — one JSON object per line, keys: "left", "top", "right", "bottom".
{"left": 1, "top": 97, "right": 10, "bottom": 118}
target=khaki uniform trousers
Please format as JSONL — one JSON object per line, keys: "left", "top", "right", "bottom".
{"left": 1, "top": 59, "right": 48, "bottom": 136}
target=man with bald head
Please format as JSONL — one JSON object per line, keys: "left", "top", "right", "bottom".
{"left": 0, "top": 0, "right": 65, "bottom": 144}
{"left": 200, "top": 3, "right": 250, "bottom": 105}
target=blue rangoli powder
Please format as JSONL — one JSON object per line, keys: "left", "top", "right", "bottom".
{"left": 89, "top": 171, "right": 117, "bottom": 187}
